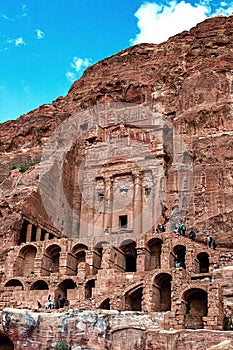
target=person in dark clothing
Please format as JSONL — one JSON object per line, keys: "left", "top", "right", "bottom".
{"left": 189, "top": 230, "right": 196, "bottom": 241}
{"left": 156, "top": 223, "right": 166, "bottom": 233}
{"left": 207, "top": 235, "right": 212, "bottom": 248}
{"left": 59, "top": 297, "right": 66, "bottom": 308}
{"left": 212, "top": 240, "right": 217, "bottom": 250}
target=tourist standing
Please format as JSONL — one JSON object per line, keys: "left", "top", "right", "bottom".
{"left": 207, "top": 235, "right": 212, "bottom": 248}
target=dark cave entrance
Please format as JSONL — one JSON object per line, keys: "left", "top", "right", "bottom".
{"left": 0, "top": 335, "right": 14, "bottom": 350}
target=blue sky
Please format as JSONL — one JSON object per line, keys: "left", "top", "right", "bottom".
{"left": 0, "top": 0, "right": 233, "bottom": 123}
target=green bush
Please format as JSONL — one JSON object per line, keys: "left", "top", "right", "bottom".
{"left": 54, "top": 342, "right": 70, "bottom": 350}
{"left": 19, "top": 165, "right": 30, "bottom": 173}
{"left": 17, "top": 159, "right": 41, "bottom": 173}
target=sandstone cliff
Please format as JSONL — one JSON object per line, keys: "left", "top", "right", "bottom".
{"left": 1, "top": 14, "right": 233, "bottom": 350}
{"left": 1, "top": 15, "right": 233, "bottom": 249}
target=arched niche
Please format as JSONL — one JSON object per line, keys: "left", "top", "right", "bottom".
{"left": 85, "top": 279, "right": 95, "bottom": 299}
{"left": 14, "top": 244, "right": 37, "bottom": 277}
{"left": 71, "top": 244, "right": 88, "bottom": 273}
{"left": 42, "top": 244, "right": 61, "bottom": 275}
{"left": 94, "top": 241, "right": 109, "bottom": 270}
{"left": 30, "top": 280, "right": 49, "bottom": 290}
{"left": 197, "top": 252, "right": 209, "bottom": 273}
{"left": 147, "top": 238, "right": 163, "bottom": 270}
{"left": 99, "top": 298, "right": 110, "bottom": 310}
{"left": 120, "top": 239, "right": 137, "bottom": 272}
{"left": 56, "top": 279, "right": 77, "bottom": 307}
{"left": 172, "top": 244, "right": 186, "bottom": 269}
{"left": 152, "top": 273, "right": 172, "bottom": 311}
{"left": 4, "top": 279, "right": 24, "bottom": 290}
{"left": 125, "top": 285, "right": 143, "bottom": 311}
{"left": 183, "top": 288, "right": 208, "bottom": 329}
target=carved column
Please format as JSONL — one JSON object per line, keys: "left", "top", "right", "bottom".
{"left": 85, "top": 250, "right": 95, "bottom": 275}
{"left": 59, "top": 252, "right": 67, "bottom": 275}
{"left": 136, "top": 247, "right": 149, "bottom": 272}
{"left": 26, "top": 223, "right": 32, "bottom": 242}
{"left": 133, "top": 172, "right": 143, "bottom": 236}
{"left": 104, "top": 176, "right": 113, "bottom": 232}
{"left": 36, "top": 227, "right": 41, "bottom": 241}
{"left": 101, "top": 246, "right": 113, "bottom": 269}
{"left": 45, "top": 232, "right": 49, "bottom": 240}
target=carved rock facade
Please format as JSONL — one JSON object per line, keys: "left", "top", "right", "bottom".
{"left": 0, "top": 14, "right": 233, "bottom": 349}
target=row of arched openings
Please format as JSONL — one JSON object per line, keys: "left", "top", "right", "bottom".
{"left": 125, "top": 282, "right": 208, "bottom": 329}
{"left": 12, "top": 239, "right": 210, "bottom": 278}
{"left": 125, "top": 273, "right": 172, "bottom": 312}
{"left": 120, "top": 239, "right": 209, "bottom": 273}
{"left": 4, "top": 278, "right": 208, "bottom": 329}
{"left": 4, "top": 278, "right": 96, "bottom": 307}
{"left": 13, "top": 243, "right": 92, "bottom": 277}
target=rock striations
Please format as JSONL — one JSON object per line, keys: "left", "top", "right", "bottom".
{"left": 0, "top": 15, "right": 233, "bottom": 350}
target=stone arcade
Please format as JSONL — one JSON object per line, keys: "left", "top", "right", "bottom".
{"left": 0, "top": 120, "right": 227, "bottom": 333}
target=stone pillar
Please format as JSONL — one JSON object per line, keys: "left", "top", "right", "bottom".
{"left": 104, "top": 176, "right": 113, "bottom": 232}
{"left": 133, "top": 172, "right": 143, "bottom": 236}
{"left": 86, "top": 250, "right": 95, "bottom": 275}
{"left": 141, "top": 277, "right": 151, "bottom": 312}
{"left": 36, "top": 227, "right": 41, "bottom": 241}
{"left": 136, "top": 247, "right": 149, "bottom": 272}
{"left": 185, "top": 247, "right": 194, "bottom": 274}
{"left": 59, "top": 252, "right": 67, "bottom": 275}
{"left": 160, "top": 240, "right": 172, "bottom": 270}
{"left": 204, "top": 283, "right": 224, "bottom": 330}
{"left": 45, "top": 232, "right": 49, "bottom": 240}
{"left": 26, "top": 223, "right": 32, "bottom": 242}
{"left": 101, "top": 246, "right": 113, "bottom": 270}
{"left": 34, "top": 257, "right": 42, "bottom": 275}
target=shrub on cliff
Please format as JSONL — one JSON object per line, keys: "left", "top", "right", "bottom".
{"left": 54, "top": 341, "right": 71, "bottom": 350}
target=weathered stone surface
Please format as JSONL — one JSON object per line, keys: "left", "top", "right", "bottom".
{"left": 0, "top": 15, "right": 233, "bottom": 246}
{"left": 2, "top": 308, "right": 233, "bottom": 350}
{"left": 0, "top": 14, "right": 233, "bottom": 350}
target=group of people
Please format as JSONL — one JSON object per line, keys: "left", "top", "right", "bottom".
{"left": 37, "top": 294, "right": 68, "bottom": 310}
{"left": 156, "top": 222, "right": 219, "bottom": 251}
{"left": 157, "top": 222, "right": 196, "bottom": 240}
{"left": 173, "top": 224, "right": 197, "bottom": 241}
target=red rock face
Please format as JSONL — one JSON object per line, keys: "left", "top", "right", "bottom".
{"left": 2, "top": 309, "right": 233, "bottom": 350}
{"left": 0, "top": 14, "right": 233, "bottom": 349}
{"left": 0, "top": 15, "right": 233, "bottom": 248}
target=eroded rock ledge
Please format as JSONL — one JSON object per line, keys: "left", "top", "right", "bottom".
{"left": 2, "top": 308, "right": 233, "bottom": 350}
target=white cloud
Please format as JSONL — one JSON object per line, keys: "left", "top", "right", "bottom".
{"left": 66, "top": 57, "right": 91, "bottom": 82}
{"left": 131, "top": 1, "right": 209, "bottom": 45}
{"left": 212, "top": 3, "right": 233, "bottom": 16}
{"left": 0, "top": 12, "right": 14, "bottom": 21}
{"left": 66, "top": 71, "right": 76, "bottom": 82}
{"left": 15, "top": 37, "right": 25, "bottom": 46}
{"left": 35, "top": 29, "right": 45, "bottom": 39}
{"left": 71, "top": 57, "right": 91, "bottom": 72}
{"left": 21, "top": 4, "right": 28, "bottom": 17}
